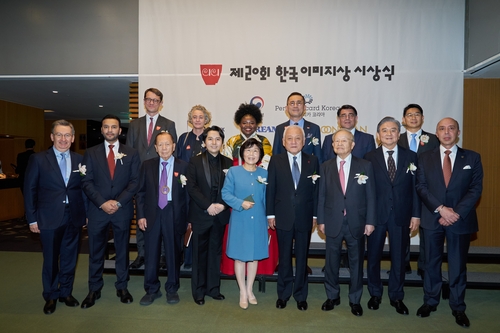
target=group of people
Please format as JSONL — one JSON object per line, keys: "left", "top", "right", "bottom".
{"left": 24, "top": 89, "right": 482, "bottom": 329}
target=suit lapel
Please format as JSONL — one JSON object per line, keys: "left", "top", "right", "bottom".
{"left": 331, "top": 160, "right": 343, "bottom": 193}
{"left": 394, "top": 147, "right": 408, "bottom": 183}
{"left": 46, "top": 149, "right": 66, "bottom": 186}
{"left": 449, "top": 147, "right": 467, "bottom": 185}
{"left": 374, "top": 148, "right": 392, "bottom": 183}
{"left": 399, "top": 133, "right": 409, "bottom": 149}
{"left": 97, "top": 143, "right": 112, "bottom": 180}
{"left": 201, "top": 152, "right": 211, "bottom": 188}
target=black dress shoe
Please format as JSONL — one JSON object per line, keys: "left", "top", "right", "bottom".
{"left": 116, "top": 289, "right": 133, "bottom": 304}
{"left": 194, "top": 298, "right": 205, "bottom": 305}
{"left": 81, "top": 291, "right": 101, "bottom": 309}
{"left": 367, "top": 296, "right": 381, "bottom": 310}
{"left": 212, "top": 294, "right": 225, "bottom": 300}
{"left": 416, "top": 304, "right": 437, "bottom": 317}
{"left": 349, "top": 302, "right": 363, "bottom": 316}
{"left": 276, "top": 299, "right": 287, "bottom": 309}
{"left": 160, "top": 256, "right": 167, "bottom": 270}
{"left": 405, "top": 263, "right": 412, "bottom": 274}
{"left": 59, "top": 295, "right": 79, "bottom": 307}
{"left": 297, "top": 301, "right": 308, "bottom": 311}
{"left": 390, "top": 300, "right": 409, "bottom": 315}
{"left": 43, "top": 299, "right": 57, "bottom": 314}
{"left": 321, "top": 298, "right": 340, "bottom": 311}
{"left": 139, "top": 291, "right": 162, "bottom": 306}
{"left": 452, "top": 310, "right": 470, "bottom": 328}
{"left": 166, "top": 292, "right": 180, "bottom": 304}
{"left": 129, "top": 256, "right": 145, "bottom": 269}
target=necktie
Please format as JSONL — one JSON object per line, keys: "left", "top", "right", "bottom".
{"left": 158, "top": 161, "right": 169, "bottom": 209}
{"left": 147, "top": 117, "right": 154, "bottom": 146}
{"left": 410, "top": 133, "right": 417, "bottom": 153}
{"left": 292, "top": 156, "right": 300, "bottom": 188}
{"left": 108, "top": 144, "right": 115, "bottom": 179}
{"left": 339, "top": 160, "right": 346, "bottom": 194}
{"left": 59, "top": 152, "right": 67, "bottom": 184}
{"left": 443, "top": 150, "right": 452, "bottom": 187}
{"left": 387, "top": 151, "right": 396, "bottom": 182}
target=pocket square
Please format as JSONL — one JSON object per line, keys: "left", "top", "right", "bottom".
{"left": 463, "top": 165, "right": 471, "bottom": 170}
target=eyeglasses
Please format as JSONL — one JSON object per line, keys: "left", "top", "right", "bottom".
{"left": 288, "top": 101, "right": 304, "bottom": 107}
{"left": 53, "top": 133, "right": 73, "bottom": 139}
{"left": 339, "top": 113, "right": 356, "bottom": 119}
{"left": 405, "top": 113, "right": 422, "bottom": 118}
{"left": 144, "top": 98, "right": 161, "bottom": 105}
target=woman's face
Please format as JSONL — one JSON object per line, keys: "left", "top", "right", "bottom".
{"left": 240, "top": 114, "right": 257, "bottom": 137}
{"left": 191, "top": 109, "right": 206, "bottom": 130}
{"left": 242, "top": 144, "right": 261, "bottom": 167}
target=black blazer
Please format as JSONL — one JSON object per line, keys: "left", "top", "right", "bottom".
{"left": 398, "top": 130, "right": 439, "bottom": 157}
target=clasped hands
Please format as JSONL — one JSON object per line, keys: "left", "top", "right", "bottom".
{"left": 207, "top": 203, "right": 225, "bottom": 216}
{"left": 438, "top": 206, "right": 460, "bottom": 226}
{"left": 101, "top": 200, "right": 120, "bottom": 214}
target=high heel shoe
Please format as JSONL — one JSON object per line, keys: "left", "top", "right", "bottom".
{"left": 248, "top": 292, "right": 257, "bottom": 305}
{"left": 239, "top": 294, "right": 248, "bottom": 310}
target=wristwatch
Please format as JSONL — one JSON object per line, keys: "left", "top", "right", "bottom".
{"left": 116, "top": 202, "right": 122, "bottom": 208}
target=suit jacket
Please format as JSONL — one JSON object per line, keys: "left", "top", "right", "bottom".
{"left": 317, "top": 156, "right": 376, "bottom": 239}
{"left": 364, "top": 146, "right": 420, "bottom": 227}
{"left": 126, "top": 115, "right": 177, "bottom": 162}
{"left": 273, "top": 120, "right": 322, "bottom": 163}
{"left": 81, "top": 143, "right": 140, "bottom": 222}
{"left": 416, "top": 146, "right": 483, "bottom": 235}
{"left": 322, "top": 129, "right": 375, "bottom": 162}
{"left": 23, "top": 149, "right": 86, "bottom": 229}
{"left": 398, "top": 130, "right": 439, "bottom": 157}
{"left": 136, "top": 157, "right": 189, "bottom": 235}
{"left": 186, "top": 152, "right": 233, "bottom": 231}
{"left": 266, "top": 152, "right": 320, "bottom": 232}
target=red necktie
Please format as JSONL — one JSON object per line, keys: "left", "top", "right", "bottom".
{"left": 443, "top": 150, "right": 452, "bottom": 187}
{"left": 108, "top": 144, "right": 115, "bottom": 179}
{"left": 147, "top": 117, "right": 154, "bottom": 146}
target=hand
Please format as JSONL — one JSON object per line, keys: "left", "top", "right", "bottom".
{"left": 29, "top": 223, "right": 40, "bottom": 234}
{"left": 241, "top": 201, "right": 254, "bottom": 210}
{"left": 187, "top": 222, "right": 192, "bottom": 230}
{"left": 317, "top": 224, "right": 325, "bottom": 234}
{"left": 267, "top": 218, "right": 276, "bottom": 230}
{"left": 138, "top": 218, "right": 147, "bottom": 231}
{"left": 364, "top": 224, "right": 375, "bottom": 236}
{"left": 409, "top": 217, "right": 420, "bottom": 233}
{"left": 206, "top": 204, "right": 218, "bottom": 216}
{"left": 101, "top": 200, "right": 119, "bottom": 214}
{"left": 439, "top": 206, "right": 459, "bottom": 224}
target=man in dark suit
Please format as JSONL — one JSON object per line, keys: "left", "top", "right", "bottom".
{"left": 16, "top": 138, "right": 36, "bottom": 195}
{"left": 136, "top": 132, "right": 189, "bottom": 306}
{"left": 80, "top": 115, "right": 140, "bottom": 309}
{"left": 317, "top": 128, "right": 376, "bottom": 317}
{"left": 273, "top": 92, "right": 322, "bottom": 163}
{"left": 364, "top": 117, "right": 420, "bottom": 315}
{"left": 416, "top": 118, "right": 483, "bottom": 328}
{"left": 322, "top": 105, "right": 376, "bottom": 162}
{"left": 127, "top": 87, "right": 177, "bottom": 269}
{"left": 267, "top": 125, "right": 320, "bottom": 311}
{"left": 398, "top": 104, "right": 440, "bottom": 277}
{"left": 24, "top": 120, "right": 86, "bottom": 314}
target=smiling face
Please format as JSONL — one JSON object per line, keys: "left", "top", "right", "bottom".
{"left": 51, "top": 125, "right": 74, "bottom": 152}
{"left": 286, "top": 94, "right": 306, "bottom": 122}
{"left": 332, "top": 130, "right": 355, "bottom": 159}
{"left": 436, "top": 118, "right": 460, "bottom": 149}
{"left": 242, "top": 144, "right": 261, "bottom": 167}
{"left": 204, "top": 130, "right": 223, "bottom": 156}
{"left": 403, "top": 107, "right": 424, "bottom": 132}
{"left": 240, "top": 114, "right": 257, "bottom": 137}
{"left": 155, "top": 132, "right": 175, "bottom": 160}
{"left": 144, "top": 91, "right": 163, "bottom": 117}
{"left": 101, "top": 118, "right": 122, "bottom": 144}
{"left": 283, "top": 126, "right": 305, "bottom": 155}
{"left": 191, "top": 109, "right": 206, "bottom": 130}
{"left": 377, "top": 120, "right": 400, "bottom": 150}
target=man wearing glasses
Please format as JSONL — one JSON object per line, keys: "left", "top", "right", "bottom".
{"left": 127, "top": 88, "right": 178, "bottom": 270}
{"left": 322, "top": 105, "right": 376, "bottom": 162}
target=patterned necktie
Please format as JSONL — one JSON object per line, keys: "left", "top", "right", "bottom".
{"left": 339, "top": 160, "right": 346, "bottom": 194}
{"left": 147, "top": 117, "right": 154, "bottom": 146}
{"left": 410, "top": 133, "right": 417, "bottom": 153}
{"left": 59, "top": 152, "right": 67, "bottom": 184}
{"left": 387, "top": 150, "right": 396, "bottom": 182}
{"left": 292, "top": 156, "right": 300, "bottom": 188}
{"left": 108, "top": 144, "right": 115, "bottom": 179}
{"left": 443, "top": 150, "right": 452, "bottom": 187}
{"left": 158, "top": 161, "right": 169, "bottom": 209}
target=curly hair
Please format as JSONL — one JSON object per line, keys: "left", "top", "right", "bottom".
{"left": 234, "top": 103, "right": 263, "bottom": 125}
{"left": 187, "top": 105, "right": 212, "bottom": 126}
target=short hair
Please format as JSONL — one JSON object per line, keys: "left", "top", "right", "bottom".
{"left": 239, "top": 138, "right": 264, "bottom": 163}
{"left": 282, "top": 124, "right": 305, "bottom": 140}
{"left": 234, "top": 103, "right": 263, "bottom": 125}
{"left": 155, "top": 131, "right": 174, "bottom": 145}
{"left": 376, "top": 116, "right": 401, "bottom": 133}
{"left": 25, "top": 139, "right": 35, "bottom": 149}
{"left": 337, "top": 104, "right": 358, "bottom": 117}
{"left": 144, "top": 87, "right": 163, "bottom": 101}
{"left": 188, "top": 105, "right": 212, "bottom": 126}
{"left": 403, "top": 104, "right": 423, "bottom": 117}
{"left": 333, "top": 128, "right": 355, "bottom": 142}
{"left": 101, "top": 114, "right": 121, "bottom": 127}
{"left": 51, "top": 119, "right": 75, "bottom": 135}
{"left": 202, "top": 125, "right": 225, "bottom": 142}
{"left": 286, "top": 92, "right": 305, "bottom": 104}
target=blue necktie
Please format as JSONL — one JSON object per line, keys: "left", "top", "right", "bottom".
{"left": 158, "top": 161, "right": 169, "bottom": 209}
{"left": 59, "top": 152, "right": 67, "bottom": 185}
{"left": 292, "top": 156, "right": 300, "bottom": 188}
{"left": 410, "top": 133, "right": 417, "bottom": 153}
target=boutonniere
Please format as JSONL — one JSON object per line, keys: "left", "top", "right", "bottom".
{"left": 354, "top": 173, "right": 369, "bottom": 184}
{"left": 257, "top": 176, "right": 268, "bottom": 185}
{"left": 176, "top": 173, "right": 187, "bottom": 187}
{"left": 308, "top": 136, "right": 319, "bottom": 146}
{"left": 201, "top": 142, "right": 206, "bottom": 149}
{"left": 156, "top": 126, "right": 161, "bottom": 131}
{"left": 406, "top": 162, "right": 417, "bottom": 175}
{"left": 223, "top": 169, "right": 229, "bottom": 175}
{"left": 73, "top": 163, "right": 86, "bottom": 176}
{"left": 115, "top": 152, "right": 127, "bottom": 165}
{"left": 307, "top": 172, "right": 321, "bottom": 184}
{"left": 419, "top": 134, "right": 429, "bottom": 145}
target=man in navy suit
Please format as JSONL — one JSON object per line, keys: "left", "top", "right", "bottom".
{"left": 398, "top": 104, "right": 440, "bottom": 277}
{"left": 416, "top": 118, "right": 483, "bottom": 328}
{"left": 322, "top": 105, "right": 376, "bottom": 162}
{"left": 364, "top": 117, "right": 420, "bottom": 315}
{"left": 273, "top": 92, "right": 322, "bottom": 163}
{"left": 136, "top": 132, "right": 189, "bottom": 306}
{"left": 127, "top": 88, "right": 177, "bottom": 270}
{"left": 317, "top": 129, "right": 376, "bottom": 317}
{"left": 24, "top": 120, "right": 86, "bottom": 314}
{"left": 80, "top": 115, "right": 140, "bottom": 308}
{"left": 267, "top": 125, "right": 320, "bottom": 311}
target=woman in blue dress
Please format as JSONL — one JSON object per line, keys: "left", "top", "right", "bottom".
{"left": 222, "top": 138, "right": 268, "bottom": 309}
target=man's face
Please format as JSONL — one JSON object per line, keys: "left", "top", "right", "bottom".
{"left": 204, "top": 130, "right": 223, "bottom": 156}
{"left": 377, "top": 121, "right": 400, "bottom": 149}
{"left": 101, "top": 118, "right": 122, "bottom": 144}
{"left": 403, "top": 107, "right": 424, "bottom": 132}
{"left": 337, "top": 108, "right": 358, "bottom": 130}
{"left": 436, "top": 118, "right": 460, "bottom": 149}
{"left": 240, "top": 114, "right": 257, "bottom": 137}
{"left": 144, "top": 91, "right": 163, "bottom": 116}
{"left": 283, "top": 126, "right": 305, "bottom": 155}
{"left": 286, "top": 95, "right": 306, "bottom": 120}
{"left": 50, "top": 125, "right": 74, "bottom": 152}
{"left": 155, "top": 133, "right": 175, "bottom": 160}
{"left": 333, "top": 131, "right": 355, "bottom": 159}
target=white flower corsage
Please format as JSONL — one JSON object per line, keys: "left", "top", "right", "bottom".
{"left": 419, "top": 134, "right": 429, "bottom": 144}
{"left": 257, "top": 176, "right": 268, "bottom": 185}
{"left": 178, "top": 174, "right": 187, "bottom": 187}
{"left": 73, "top": 163, "right": 86, "bottom": 176}
{"left": 307, "top": 172, "right": 321, "bottom": 184}
{"left": 406, "top": 162, "right": 417, "bottom": 175}
{"left": 308, "top": 137, "right": 319, "bottom": 146}
{"left": 354, "top": 173, "right": 369, "bottom": 184}
{"left": 115, "top": 152, "right": 127, "bottom": 165}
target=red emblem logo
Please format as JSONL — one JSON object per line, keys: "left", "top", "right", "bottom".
{"left": 200, "top": 64, "right": 222, "bottom": 85}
